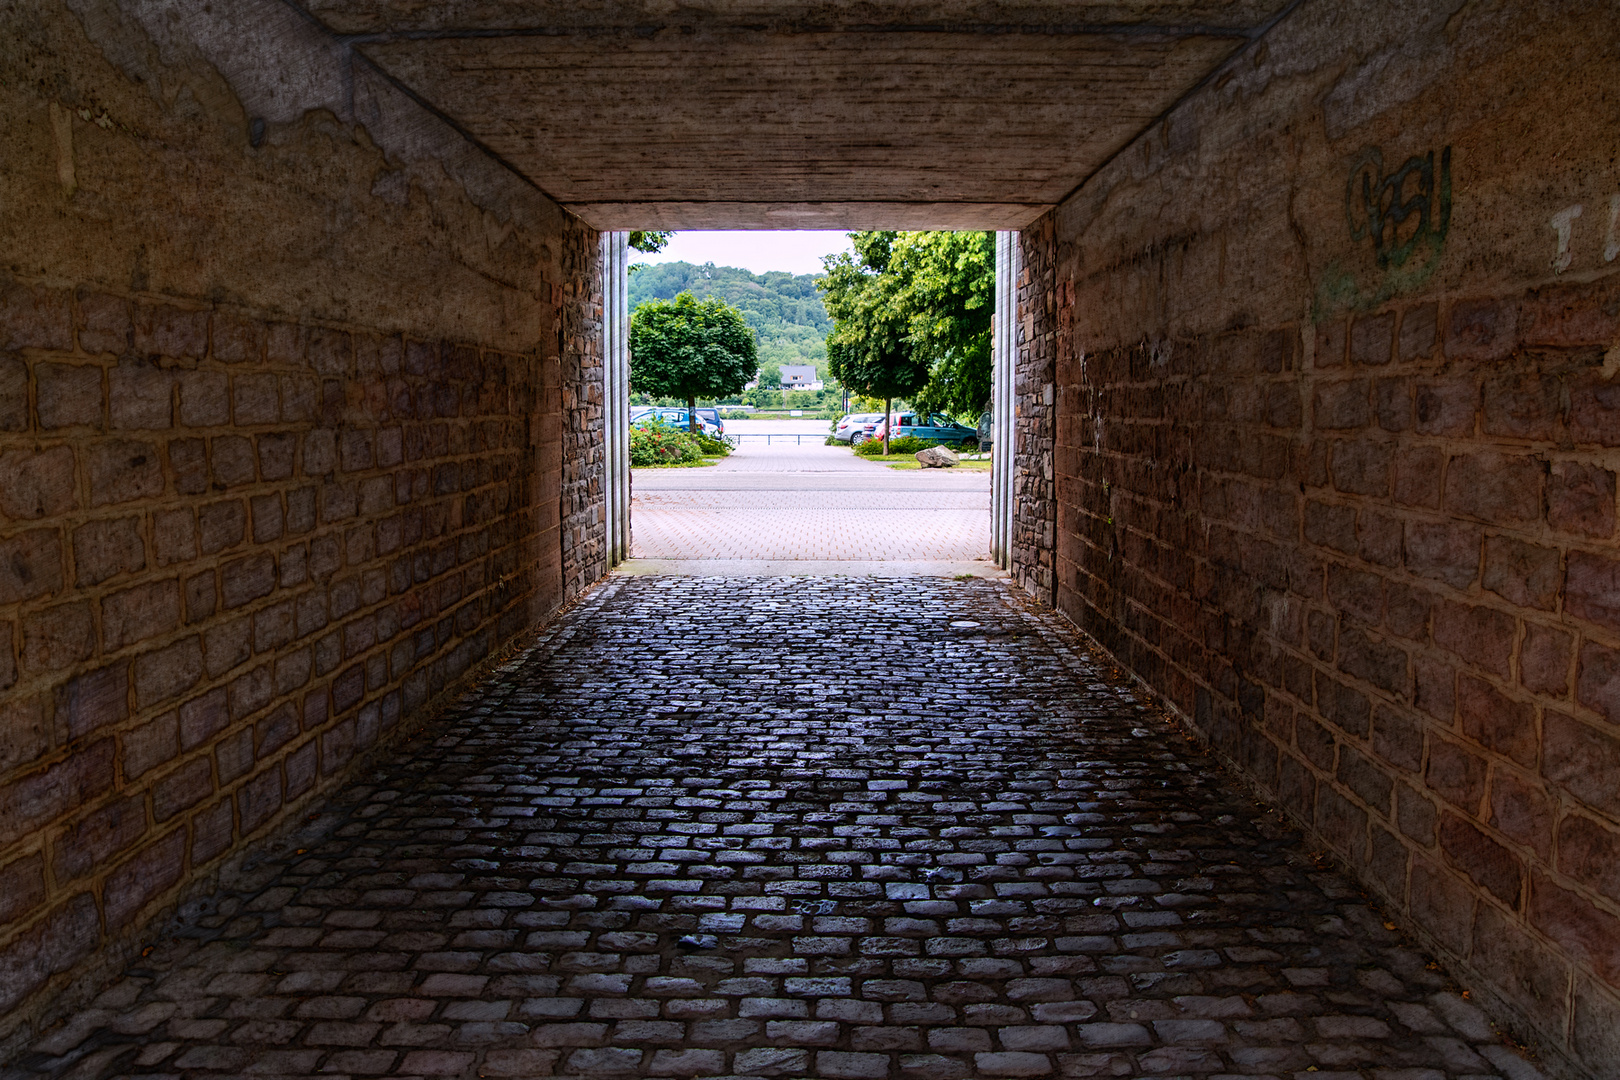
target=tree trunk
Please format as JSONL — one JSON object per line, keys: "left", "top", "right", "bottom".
{"left": 687, "top": 395, "right": 698, "bottom": 434}
{"left": 883, "top": 396, "right": 892, "bottom": 456}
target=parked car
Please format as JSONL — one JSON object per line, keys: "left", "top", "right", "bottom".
{"left": 696, "top": 407, "right": 725, "bottom": 434}
{"left": 633, "top": 408, "right": 723, "bottom": 438}
{"left": 896, "top": 413, "right": 979, "bottom": 448}
{"left": 632, "top": 406, "right": 725, "bottom": 434}
{"left": 833, "top": 412, "right": 884, "bottom": 444}
{"left": 867, "top": 413, "right": 979, "bottom": 449}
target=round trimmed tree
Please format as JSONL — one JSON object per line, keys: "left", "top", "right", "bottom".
{"left": 630, "top": 292, "right": 758, "bottom": 432}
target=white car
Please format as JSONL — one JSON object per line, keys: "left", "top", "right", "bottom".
{"left": 832, "top": 413, "right": 883, "bottom": 444}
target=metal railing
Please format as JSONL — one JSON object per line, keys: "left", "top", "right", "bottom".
{"left": 724, "top": 432, "right": 830, "bottom": 445}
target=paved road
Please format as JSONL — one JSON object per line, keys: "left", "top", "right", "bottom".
{"left": 7, "top": 578, "right": 1541, "bottom": 1080}
{"left": 631, "top": 426, "right": 992, "bottom": 571}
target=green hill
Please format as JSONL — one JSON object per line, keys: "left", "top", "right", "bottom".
{"left": 628, "top": 261, "right": 831, "bottom": 377}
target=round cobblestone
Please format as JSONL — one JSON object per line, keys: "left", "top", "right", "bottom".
{"left": 7, "top": 577, "right": 1542, "bottom": 1079}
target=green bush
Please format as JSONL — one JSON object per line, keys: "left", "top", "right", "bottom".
{"left": 692, "top": 432, "right": 732, "bottom": 456}
{"left": 854, "top": 435, "right": 938, "bottom": 457}
{"left": 630, "top": 421, "right": 704, "bottom": 466}
{"left": 720, "top": 409, "right": 752, "bottom": 419}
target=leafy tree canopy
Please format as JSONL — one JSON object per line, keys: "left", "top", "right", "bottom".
{"left": 817, "top": 230, "right": 994, "bottom": 418}
{"left": 630, "top": 292, "right": 758, "bottom": 430}
{"left": 629, "top": 261, "right": 831, "bottom": 373}
{"left": 629, "top": 231, "right": 673, "bottom": 253}
{"left": 818, "top": 235, "right": 930, "bottom": 453}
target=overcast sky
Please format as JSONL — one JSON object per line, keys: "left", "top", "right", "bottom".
{"left": 629, "top": 231, "right": 856, "bottom": 277}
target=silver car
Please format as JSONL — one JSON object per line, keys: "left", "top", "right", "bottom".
{"left": 832, "top": 412, "right": 883, "bottom": 444}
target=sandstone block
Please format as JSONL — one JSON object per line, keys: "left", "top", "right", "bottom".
{"left": 0, "top": 279, "right": 73, "bottom": 351}
{"left": 35, "top": 362, "right": 102, "bottom": 430}
{"left": 109, "top": 360, "right": 174, "bottom": 430}
{"left": 88, "top": 440, "right": 163, "bottom": 506}
{"left": 0, "top": 354, "right": 27, "bottom": 431}
{"left": 133, "top": 304, "right": 207, "bottom": 361}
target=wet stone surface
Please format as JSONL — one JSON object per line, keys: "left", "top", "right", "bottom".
{"left": 8, "top": 577, "right": 1541, "bottom": 1080}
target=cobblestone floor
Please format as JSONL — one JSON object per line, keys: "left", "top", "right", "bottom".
{"left": 7, "top": 578, "right": 1543, "bottom": 1080}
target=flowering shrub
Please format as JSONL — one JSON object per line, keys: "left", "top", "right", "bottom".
{"left": 630, "top": 421, "right": 704, "bottom": 466}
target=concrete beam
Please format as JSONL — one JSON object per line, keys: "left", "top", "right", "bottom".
{"left": 307, "top": 1, "right": 1284, "bottom": 36}
{"left": 345, "top": 24, "right": 1260, "bottom": 227}
{"left": 571, "top": 201, "right": 1050, "bottom": 230}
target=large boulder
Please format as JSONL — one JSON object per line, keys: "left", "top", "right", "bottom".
{"left": 915, "top": 445, "right": 960, "bottom": 468}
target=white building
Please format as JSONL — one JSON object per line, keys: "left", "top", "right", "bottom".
{"left": 779, "top": 364, "right": 824, "bottom": 391}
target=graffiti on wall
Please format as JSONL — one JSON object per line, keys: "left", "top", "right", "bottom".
{"left": 1345, "top": 146, "right": 1452, "bottom": 271}
{"left": 1316, "top": 144, "right": 1454, "bottom": 320}
{"left": 1548, "top": 194, "right": 1620, "bottom": 274}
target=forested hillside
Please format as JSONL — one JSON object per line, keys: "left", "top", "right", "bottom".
{"left": 628, "top": 261, "right": 830, "bottom": 374}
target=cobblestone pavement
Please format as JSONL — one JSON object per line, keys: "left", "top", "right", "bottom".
{"left": 632, "top": 440, "right": 990, "bottom": 563}
{"left": 7, "top": 578, "right": 1544, "bottom": 1080}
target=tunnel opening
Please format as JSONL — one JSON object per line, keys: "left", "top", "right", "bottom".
{"left": 599, "top": 230, "right": 1015, "bottom": 578}
{"left": 2, "top": 0, "right": 1618, "bottom": 1075}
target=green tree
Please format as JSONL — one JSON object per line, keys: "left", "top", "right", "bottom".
{"left": 816, "top": 230, "right": 995, "bottom": 430}
{"left": 630, "top": 292, "right": 758, "bottom": 432}
{"left": 890, "top": 232, "right": 995, "bottom": 416}
{"left": 629, "top": 260, "right": 832, "bottom": 371}
{"left": 819, "top": 233, "right": 930, "bottom": 454}
{"left": 629, "top": 231, "right": 673, "bottom": 253}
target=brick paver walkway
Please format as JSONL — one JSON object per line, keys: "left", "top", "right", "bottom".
{"left": 7, "top": 578, "right": 1543, "bottom": 1080}
{"left": 631, "top": 440, "right": 990, "bottom": 563}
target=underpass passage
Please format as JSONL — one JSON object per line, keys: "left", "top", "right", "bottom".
{"left": 7, "top": 578, "right": 1539, "bottom": 1080}
{"left": 630, "top": 432, "right": 992, "bottom": 568}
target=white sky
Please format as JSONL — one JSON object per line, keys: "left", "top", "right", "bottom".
{"left": 629, "top": 231, "right": 856, "bottom": 277}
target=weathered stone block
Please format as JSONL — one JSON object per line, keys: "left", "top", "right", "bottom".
{"left": 132, "top": 636, "right": 203, "bottom": 709}
{"left": 35, "top": 362, "right": 102, "bottom": 430}
{"left": 1547, "top": 459, "right": 1615, "bottom": 537}
{"left": 1438, "top": 812, "right": 1522, "bottom": 908}
{"left": 102, "top": 828, "right": 187, "bottom": 929}
{"left": 0, "top": 354, "right": 27, "bottom": 431}
{"left": 179, "top": 370, "right": 230, "bottom": 427}
{"left": 1543, "top": 711, "right": 1620, "bottom": 817}
{"left": 76, "top": 291, "right": 131, "bottom": 356}
{"left": 1576, "top": 641, "right": 1620, "bottom": 727}
{"left": 1426, "top": 739, "right": 1486, "bottom": 814}
{"left": 52, "top": 793, "right": 146, "bottom": 882}
{"left": 1527, "top": 872, "right": 1620, "bottom": 988}
{"left": 1519, "top": 623, "right": 1571, "bottom": 697}
{"left": 1565, "top": 551, "right": 1620, "bottom": 634}
{"left": 0, "top": 446, "right": 77, "bottom": 521}
{"left": 1445, "top": 299, "right": 1516, "bottom": 362}
{"left": 1443, "top": 452, "right": 1543, "bottom": 526}
{"left": 108, "top": 361, "right": 174, "bottom": 430}
{"left": 88, "top": 440, "right": 163, "bottom": 506}
{"left": 0, "top": 279, "right": 73, "bottom": 351}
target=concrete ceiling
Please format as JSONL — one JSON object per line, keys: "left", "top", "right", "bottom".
{"left": 301, "top": 1, "right": 1294, "bottom": 229}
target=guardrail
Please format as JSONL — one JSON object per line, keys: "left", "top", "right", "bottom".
{"left": 724, "top": 432, "right": 829, "bottom": 445}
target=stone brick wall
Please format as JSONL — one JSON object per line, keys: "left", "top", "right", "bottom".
{"left": 1012, "top": 218, "right": 1057, "bottom": 604}
{"left": 0, "top": 0, "right": 603, "bottom": 1041}
{"left": 1026, "top": 0, "right": 1620, "bottom": 1073}
{"left": 559, "top": 228, "right": 608, "bottom": 596}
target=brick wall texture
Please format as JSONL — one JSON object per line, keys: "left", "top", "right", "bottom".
{"left": 1021, "top": 1, "right": 1620, "bottom": 1074}
{"left": 0, "top": 0, "right": 605, "bottom": 1040}
{"left": 1013, "top": 220, "right": 1057, "bottom": 605}
{"left": 559, "top": 229, "right": 609, "bottom": 597}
